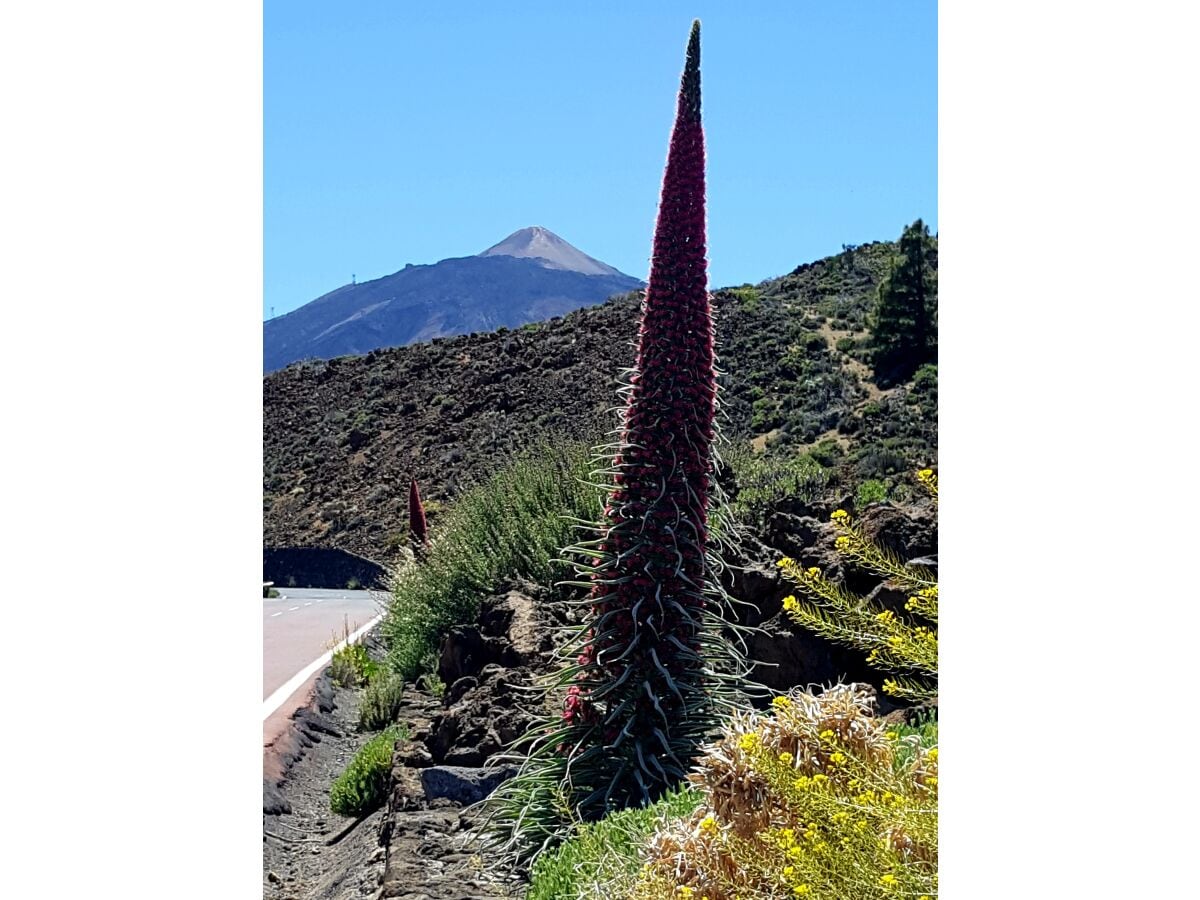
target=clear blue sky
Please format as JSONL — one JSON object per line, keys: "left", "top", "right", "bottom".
{"left": 265, "top": 1, "right": 936, "bottom": 318}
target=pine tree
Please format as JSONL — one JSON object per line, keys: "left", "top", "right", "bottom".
{"left": 869, "top": 219, "right": 937, "bottom": 386}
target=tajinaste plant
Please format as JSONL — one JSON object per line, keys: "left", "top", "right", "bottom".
{"left": 409, "top": 477, "right": 429, "bottom": 552}
{"left": 481, "top": 20, "right": 748, "bottom": 864}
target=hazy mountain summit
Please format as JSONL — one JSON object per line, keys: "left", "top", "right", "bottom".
{"left": 478, "top": 226, "right": 627, "bottom": 277}
{"left": 263, "top": 227, "right": 643, "bottom": 372}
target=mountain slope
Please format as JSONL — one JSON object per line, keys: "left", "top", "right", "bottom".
{"left": 263, "top": 228, "right": 643, "bottom": 372}
{"left": 264, "top": 239, "right": 937, "bottom": 560}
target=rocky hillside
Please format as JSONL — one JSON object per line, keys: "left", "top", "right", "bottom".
{"left": 263, "top": 227, "right": 643, "bottom": 372}
{"left": 263, "top": 238, "right": 937, "bottom": 561}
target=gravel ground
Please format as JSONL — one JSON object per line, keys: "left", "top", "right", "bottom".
{"left": 263, "top": 672, "right": 389, "bottom": 900}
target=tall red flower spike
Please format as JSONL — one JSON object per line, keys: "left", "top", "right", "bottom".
{"left": 408, "top": 478, "right": 429, "bottom": 551}
{"left": 559, "top": 18, "right": 736, "bottom": 813}
{"left": 482, "top": 23, "right": 743, "bottom": 860}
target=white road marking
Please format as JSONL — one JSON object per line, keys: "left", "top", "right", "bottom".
{"left": 271, "top": 612, "right": 282, "bottom": 617}
{"left": 304, "top": 602, "right": 312, "bottom": 606}
{"left": 262, "top": 613, "right": 384, "bottom": 721}
{"left": 288, "top": 606, "right": 300, "bottom": 611}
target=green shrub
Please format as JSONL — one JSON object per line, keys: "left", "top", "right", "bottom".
{"left": 801, "top": 332, "right": 827, "bottom": 352}
{"left": 808, "top": 437, "right": 845, "bottom": 468}
{"left": 329, "top": 724, "right": 406, "bottom": 816}
{"left": 330, "top": 640, "right": 377, "bottom": 688}
{"left": 729, "top": 285, "right": 761, "bottom": 311}
{"left": 891, "top": 709, "right": 939, "bottom": 770}
{"left": 383, "top": 439, "right": 602, "bottom": 679}
{"left": 855, "top": 445, "right": 908, "bottom": 479}
{"left": 750, "top": 397, "right": 784, "bottom": 431}
{"left": 358, "top": 670, "right": 405, "bottom": 731}
{"left": 527, "top": 786, "right": 703, "bottom": 900}
{"left": 726, "top": 445, "right": 830, "bottom": 526}
{"left": 855, "top": 478, "right": 888, "bottom": 507}
{"left": 416, "top": 668, "right": 445, "bottom": 700}
{"left": 835, "top": 336, "right": 857, "bottom": 353}
{"left": 912, "top": 363, "right": 937, "bottom": 394}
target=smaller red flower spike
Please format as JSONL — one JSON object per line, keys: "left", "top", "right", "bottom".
{"left": 409, "top": 478, "right": 429, "bottom": 550}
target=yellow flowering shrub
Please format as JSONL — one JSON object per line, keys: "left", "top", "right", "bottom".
{"left": 777, "top": 468, "right": 938, "bottom": 701}
{"left": 631, "top": 684, "right": 937, "bottom": 900}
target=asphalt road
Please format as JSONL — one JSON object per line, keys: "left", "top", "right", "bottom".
{"left": 262, "top": 588, "right": 386, "bottom": 700}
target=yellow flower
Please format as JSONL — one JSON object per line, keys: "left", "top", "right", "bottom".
{"left": 818, "top": 729, "right": 836, "bottom": 742}
{"left": 793, "top": 886, "right": 811, "bottom": 896}
{"left": 885, "top": 731, "right": 898, "bottom": 741}
{"left": 783, "top": 866, "right": 795, "bottom": 877}
{"left": 679, "top": 887, "right": 694, "bottom": 898}
{"left": 777, "top": 557, "right": 794, "bottom": 568}
{"left": 829, "top": 751, "right": 847, "bottom": 765}
{"left": 831, "top": 509, "right": 849, "bottom": 520}
{"left": 782, "top": 595, "right": 799, "bottom": 612}
{"left": 835, "top": 535, "right": 850, "bottom": 550}
{"left": 805, "top": 567, "right": 821, "bottom": 579}
{"left": 739, "top": 733, "right": 761, "bottom": 752}
{"left": 926, "top": 776, "right": 938, "bottom": 788}
{"left": 875, "top": 609, "right": 894, "bottom": 622}
{"left": 812, "top": 774, "right": 828, "bottom": 785}
{"left": 880, "top": 873, "right": 898, "bottom": 887}
{"left": 918, "top": 469, "right": 933, "bottom": 479}
{"left": 699, "top": 813, "right": 718, "bottom": 835}
{"left": 793, "top": 776, "right": 811, "bottom": 790}
{"left": 779, "top": 752, "right": 794, "bottom": 765}
{"left": 926, "top": 748, "right": 938, "bottom": 762}
{"left": 772, "top": 695, "right": 792, "bottom": 709}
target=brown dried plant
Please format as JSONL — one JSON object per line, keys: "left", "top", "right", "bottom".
{"left": 633, "top": 684, "right": 937, "bottom": 900}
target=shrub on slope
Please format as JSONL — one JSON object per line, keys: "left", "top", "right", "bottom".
{"left": 382, "top": 439, "right": 602, "bottom": 679}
